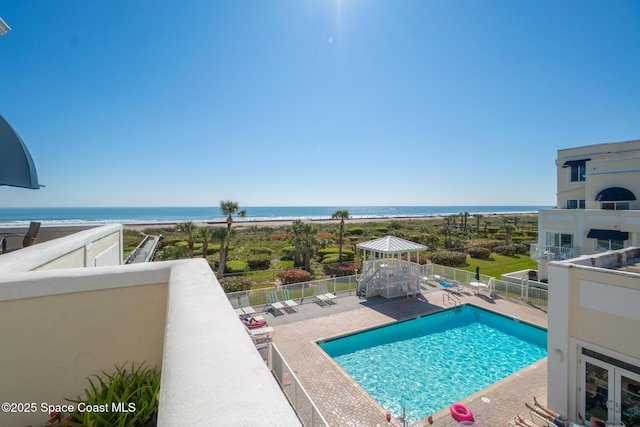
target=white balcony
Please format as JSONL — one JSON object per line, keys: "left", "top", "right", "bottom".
{"left": 530, "top": 244, "right": 580, "bottom": 261}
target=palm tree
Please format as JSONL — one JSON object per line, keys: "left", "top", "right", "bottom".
{"left": 439, "top": 224, "right": 452, "bottom": 250}
{"left": 475, "top": 214, "right": 483, "bottom": 234}
{"left": 331, "top": 209, "right": 349, "bottom": 262}
{"left": 177, "top": 221, "right": 197, "bottom": 258}
{"left": 210, "top": 227, "right": 228, "bottom": 276}
{"left": 219, "top": 201, "right": 247, "bottom": 275}
{"left": 290, "top": 220, "right": 318, "bottom": 271}
{"left": 198, "top": 226, "right": 209, "bottom": 259}
{"left": 462, "top": 211, "right": 470, "bottom": 233}
{"left": 503, "top": 223, "right": 516, "bottom": 245}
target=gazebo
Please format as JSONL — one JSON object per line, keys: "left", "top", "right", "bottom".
{"left": 356, "top": 236, "right": 428, "bottom": 298}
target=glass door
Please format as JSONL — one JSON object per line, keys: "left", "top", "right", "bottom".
{"left": 584, "top": 358, "right": 613, "bottom": 423}
{"left": 617, "top": 369, "right": 640, "bottom": 427}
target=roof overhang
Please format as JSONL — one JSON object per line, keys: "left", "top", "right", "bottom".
{"left": 356, "top": 236, "right": 428, "bottom": 254}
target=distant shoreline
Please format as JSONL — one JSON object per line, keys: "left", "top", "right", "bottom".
{"left": 123, "top": 211, "right": 539, "bottom": 232}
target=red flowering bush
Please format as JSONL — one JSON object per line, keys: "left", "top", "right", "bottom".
{"left": 277, "top": 269, "right": 311, "bottom": 285}
{"left": 270, "top": 232, "right": 290, "bottom": 241}
{"left": 324, "top": 262, "right": 361, "bottom": 277}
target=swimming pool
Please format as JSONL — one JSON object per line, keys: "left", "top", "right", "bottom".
{"left": 319, "top": 305, "right": 547, "bottom": 423}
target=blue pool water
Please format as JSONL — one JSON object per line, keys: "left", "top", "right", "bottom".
{"left": 319, "top": 305, "right": 547, "bottom": 423}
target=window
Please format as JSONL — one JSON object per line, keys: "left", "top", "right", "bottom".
{"left": 602, "top": 202, "right": 629, "bottom": 210}
{"left": 567, "top": 199, "right": 586, "bottom": 209}
{"left": 546, "top": 232, "right": 573, "bottom": 248}
{"left": 570, "top": 164, "right": 586, "bottom": 182}
{"left": 596, "top": 239, "right": 624, "bottom": 251}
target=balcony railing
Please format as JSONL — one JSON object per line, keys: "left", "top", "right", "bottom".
{"left": 530, "top": 244, "right": 580, "bottom": 261}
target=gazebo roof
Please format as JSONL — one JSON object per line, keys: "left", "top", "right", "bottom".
{"left": 356, "top": 236, "right": 428, "bottom": 254}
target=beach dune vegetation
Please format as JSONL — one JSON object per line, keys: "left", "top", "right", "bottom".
{"left": 346, "top": 227, "right": 363, "bottom": 235}
{"left": 143, "top": 213, "right": 539, "bottom": 287}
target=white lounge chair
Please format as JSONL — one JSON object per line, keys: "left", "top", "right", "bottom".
{"left": 266, "top": 291, "right": 286, "bottom": 315}
{"left": 280, "top": 288, "right": 298, "bottom": 313}
{"left": 238, "top": 294, "right": 256, "bottom": 315}
{"left": 314, "top": 284, "right": 337, "bottom": 305}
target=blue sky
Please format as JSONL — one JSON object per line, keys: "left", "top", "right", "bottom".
{"left": 1, "top": 0, "right": 639, "bottom": 207}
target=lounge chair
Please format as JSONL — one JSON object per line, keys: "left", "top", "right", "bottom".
{"left": 266, "top": 291, "right": 286, "bottom": 316}
{"left": 402, "top": 283, "right": 418, "bottom": 298}
{"left": 229, "top": 296, "right": 245, "bottom": 316}
{"left": 239, "top": 294, "right": 256, "bottom": 315}
{"left": 241, "top": 317, "right": 268, "bottom": 329}
{"left": 280, "top": 288, "right": 298, "bottom": 313}
{"left": 1, "top": 221, "right": 41, "bottom": 254}
{"left": 314, "top": 284, "right": 337, "bottom": 305}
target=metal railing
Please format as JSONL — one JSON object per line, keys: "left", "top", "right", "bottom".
{"left": 420, "top": 263, "right": 548, "bottom": 310}
{"left": 529, "top": 244, "right": 580, "bottom": 261}
{"left": 227, "top": 275, "right": 359, "bottom": 310}
{"left": 271, "top": 343, "right": 330, "bottom": 427}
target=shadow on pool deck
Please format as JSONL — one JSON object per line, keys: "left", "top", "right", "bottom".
{"left": 270, "top": 289, "right": 548, "bottom": 427}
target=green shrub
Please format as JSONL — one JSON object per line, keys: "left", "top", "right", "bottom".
{"left": 219, "top": 276, "right": 253, "bottom": 292}
{"left": 389, "top": 221, "right": 403, "bottom": 229}
{"left": 513, "top": 243, "right": 528, "bottom": 254}
{"left": 493, "top": 245, "right": 516, "bottom": 256}
{"left": 247, "top": 256, "right": 271, "bottom": 271}
{"left": 468, "top": 247, "right": 491, "bottom": 260}
{"left": 280, "top": 246, "right": 295, "bottom": 261}
{"left": 347, "top": 227, "right": 364, "bottom": 235}
{"left": 66, "top": 362, "right": 159, "bottom": 427}
{"left": 427, "top": 251, "right": 467, "bottom": 266}
{"left": 250, "top": 247, "right": 272, "bottom": 255}
{"left": 226, "top": 260, "right": 248, "bottom": 273}
{"left": 375, "top": 227, "right": 389, "bottom": 233}
{"left": 321, "top": 254, "right": 340, "bottom": 264}
{"left": 317, "top": 248, "right": 354, "bottom": 261}
{"left": 493, "top": 243, "right": 528, "bottom": 256}
{"left": 157, "top": 245, "right": 188, "bottom": 260}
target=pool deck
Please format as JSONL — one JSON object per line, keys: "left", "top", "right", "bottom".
{"left": 269, "top": 288, "right": 549, "bottom": 427}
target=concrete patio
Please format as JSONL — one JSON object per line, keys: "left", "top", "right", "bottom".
{"left": 269, "top": 288, "right": 549, "bottom": 426}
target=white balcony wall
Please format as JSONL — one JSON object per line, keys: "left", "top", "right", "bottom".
{"left": 0, "top": 254, "right": 300, "bottom": 427}
{"left": 0, "top": 224, "right": 123, "bottom": 272}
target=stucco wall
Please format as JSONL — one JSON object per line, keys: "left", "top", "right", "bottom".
{"left": 547, "top": 250, "right": 640, "bottom": 421}
{"left": 0, "top": 281, "right": 167, "bottom": 427}
{"left": 0, "top": 224, "right": 123, "bottom": 272}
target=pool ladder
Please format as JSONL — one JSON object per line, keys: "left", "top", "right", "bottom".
{"left": 443, "top": 291, "right": 461, "bottom": 307}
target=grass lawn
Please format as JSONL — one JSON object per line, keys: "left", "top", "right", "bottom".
{"left": 458, "top": 254, "right": 537, "bottom": 278}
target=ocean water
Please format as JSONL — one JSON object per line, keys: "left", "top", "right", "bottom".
{"left": 0, "top": 205, "right": 551, "bottom": 226}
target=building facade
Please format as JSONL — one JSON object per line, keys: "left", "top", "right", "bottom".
{"left": 547, "top": 248, "right": 640, "bottom": 427}
{"left": 532, "top": 139, "right": 640, "bottom": 281}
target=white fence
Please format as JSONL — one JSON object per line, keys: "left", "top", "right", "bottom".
{"left": 270, "top": 343, "right": 330, "bottom": 427}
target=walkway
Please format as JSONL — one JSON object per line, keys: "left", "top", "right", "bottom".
{"left": 270, "top": 289, "right": 548, "bottom": 426}
{"left": 125, "top": 235, "right": 160, "bottom": 264}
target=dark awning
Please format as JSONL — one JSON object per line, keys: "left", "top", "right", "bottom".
{"left": 587, "top": 229, "right": 629, "bottom": 241}
{"left": 595, "top": 187, "right": 637, "bottom": 202}
{"left": 562, "top": 159, "right": 591, "bottom": 168}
